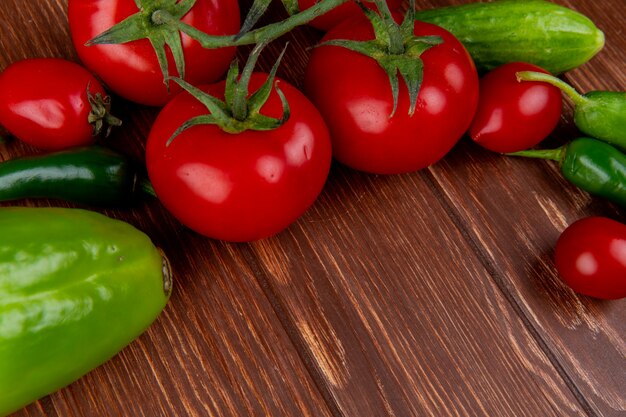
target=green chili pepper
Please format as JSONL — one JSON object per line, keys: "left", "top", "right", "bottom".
{"left": 0, "top": 207, "right": 172, "bottom": 416}
{"left": 509, "top": 137, "right": 626, "bottom": 208}
{"left": 517, "top": 71, "right": 626, "bottom": 150}
{"left": 0, "top": 146, "right": 155, "bottom": 206}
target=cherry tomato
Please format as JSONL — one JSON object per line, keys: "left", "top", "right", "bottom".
{"left": 0, "top": 58, "right": 114, "bottom": 151}
{"left": 68, "top": 0, "right": 240, "bottom": 106}
{"left": 146, "top": 74, "right": 332, "bottom": 242}
{"left": 469, "top": 62, "right": 563, "bottom": 153}
{"left": 298, "top": 0, "right": 402, "bottom": 32}
{"left": 304, "top": 17, "right": 478, "bottom": 174}
{"left": 554, "top": 217, "right": 626, "bottom": 300}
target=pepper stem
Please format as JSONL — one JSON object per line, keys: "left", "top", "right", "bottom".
{"left": 140, "top": 178, "right": 157, "bottom": 198}
{"left": 157, "top": 248, "right": 173, "bottom": 297}
{"left": 516, "top": 71, "right": 588, "bottom": 107}
{"left": 506, "top": 146, "right": 566, "bottom": 163}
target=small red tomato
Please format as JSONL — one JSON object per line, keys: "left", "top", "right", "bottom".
{"left": 298, "top": 0, "right": 402, "bottom": 32}
{"left": 0, "top": 58, "right": 118, "bottom": 151}
{"left": 469, "top": 62, "right": 562, "bottom": 153}
{"left": 146, "top": 74, "right": 332, "bottom": 242}
{"left": 554, "top": 217, "right": 626, "bottom": 300}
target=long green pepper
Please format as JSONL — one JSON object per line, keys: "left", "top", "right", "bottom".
{"left": 509, "top": 137, "right": 626, "bottom": 208}
{"left": 0, "top": 146, "right": 154, "bottom": 206}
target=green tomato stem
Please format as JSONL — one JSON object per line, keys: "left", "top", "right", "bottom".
{"left": 370, "top": 0, "right": 404, "bottom": 55}
{"left": 232, "top": 43, "right": 266, "bottom": 120}
{"left": 152, "top": 0, "right": 350, "bottom": 48}
{"left": 516, "top": 71, "right": 588, "bottom": 107}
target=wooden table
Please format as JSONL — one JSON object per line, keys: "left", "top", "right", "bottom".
{"left": 1, "top": 0, "right": 624, "bottom": 416}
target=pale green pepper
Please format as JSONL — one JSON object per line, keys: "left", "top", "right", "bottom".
{"left": 0, "top": 207, "right": 172, "bottom": 416}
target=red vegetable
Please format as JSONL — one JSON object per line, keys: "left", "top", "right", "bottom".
{"left": 554, "top": 217, "right": 626, "bottom": 300}
{"left": 146, "top": 73, "right": 332, "bottom": 242}
{"left": 298, "top": 0, "right": 402, "bottom": 31}
{"left": 304, "top": 16, "right": 478, "bottom": 174}
{"left": 0, "top": 58, "right": 120, "bottom": 151}
{"left": 68, "top": 0, "right": 240, "bottom": 106}
{"left": 469, "top": 62, "right": 563, "bottom": 153}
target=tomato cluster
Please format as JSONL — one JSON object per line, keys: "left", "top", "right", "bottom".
{"left": 0, "top": 0, "right": 623, "bottom": 299}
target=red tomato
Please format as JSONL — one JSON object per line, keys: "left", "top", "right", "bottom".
{"left": 469, "top": 62, "right": 563, "bottom": 153}
{"left": 68, "top": 0, "right": 240, "bottom": 106}
{"left": 555, "top": 217, "right": 626, "bottom": 300}
{"left": 298, "top": 0, "right": 402, "bottom": 32}
{"left": 0, "top": 58, "right": 111, "bottom": 150}
{"left": 304, "top": 17, "right": 478, "bottom": 174}
{"left": 146, "top": 74, "right": 332, "bottom": 242}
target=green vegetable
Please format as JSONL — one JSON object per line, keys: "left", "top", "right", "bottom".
{"left": 509, "top": 137, "right": 626, "bottom": 208}
{"left": 0, "top": 146, "right": 154, "bottom": 206}
{"left": 414, "top": 0, "right": 605, "bottom": 74}
{"left": 517, "top": 71, "right": 626, "bottom": 150}
{"left": 0, "top": 207, "right": 172, "bottom": 416}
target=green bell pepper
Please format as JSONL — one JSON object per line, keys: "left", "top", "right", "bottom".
{"left": 0, "top": 207, "right": 172, "bottom": 416}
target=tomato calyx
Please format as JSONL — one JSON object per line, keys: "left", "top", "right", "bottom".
{"left": 87, "top": 85, "right": 122, "bottom": 137}
{"left": 86, "top": 0, "right": 197, "bottom": 89}
{"left": 166, "top": 42, "right": 290, "bottom": 144}
{"left": 317, "top": 0, "right": 441, "bottom": 116}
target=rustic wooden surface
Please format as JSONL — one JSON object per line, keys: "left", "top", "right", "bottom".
{"left": 1, "top": 0, "right": 624, "bottom": 416}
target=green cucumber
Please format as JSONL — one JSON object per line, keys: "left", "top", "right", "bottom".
{"left": 414, "top": 0, "right": 605, "bottom": 74}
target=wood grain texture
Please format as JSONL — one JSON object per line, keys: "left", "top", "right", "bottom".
{"left": 248, "top": 169, "right": 588, "bottom": 416}
{"left": 0, "top": 0, "right": 624, "bottom": 416}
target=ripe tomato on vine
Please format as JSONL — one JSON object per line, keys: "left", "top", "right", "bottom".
{"left": 68, "top": 0, "right": 240, "bottom": 106}
{"left": 146, "top": 45, "right": 332, "bottom": 241}
{"left": 305, "top": 10, "right": 478, "bottom": 174}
